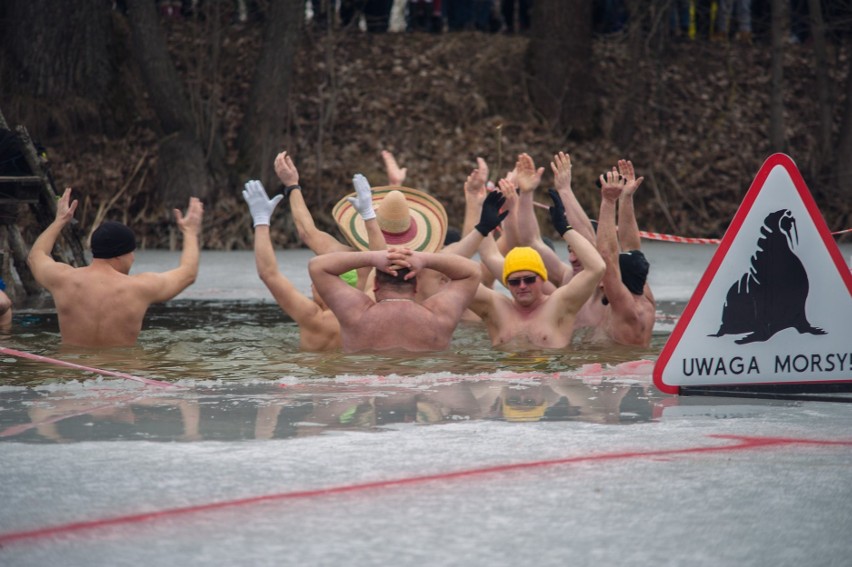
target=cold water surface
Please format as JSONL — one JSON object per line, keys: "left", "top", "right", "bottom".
{"left": 2, "top": 241, "right": 849, "bottom": 442}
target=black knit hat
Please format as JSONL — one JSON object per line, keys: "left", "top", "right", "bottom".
{"left": 619, "top": 250, "right": 650, "bottom": 295}
{"left": 91, "top": 221, "right": 136, "bottom": 259}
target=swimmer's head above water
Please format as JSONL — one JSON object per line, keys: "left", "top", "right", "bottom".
{"left": 91, "top": 221, "right": 136, "bottom": 259}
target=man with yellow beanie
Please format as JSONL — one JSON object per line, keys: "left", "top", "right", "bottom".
{"left": 466, "top": 190, "right": 605, "bottom": 349}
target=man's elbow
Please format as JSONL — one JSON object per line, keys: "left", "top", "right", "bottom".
{"left": 307, "top": 256, "right": 324, "bottom": 280}
{"left": 590, "top": 258, "right": 606, "bottom": 281}
{"left": 257, "top": 267, "right": 276, "bottom": 285}
{"left": 26, "top": 250, "right": 39, "bottom": 270}
{"left": 177, "top": 267, "right": 198, "bottom": 289}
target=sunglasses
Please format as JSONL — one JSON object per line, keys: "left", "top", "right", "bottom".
{"left": 506, "top": 275, "right": 538, "bottom": 287}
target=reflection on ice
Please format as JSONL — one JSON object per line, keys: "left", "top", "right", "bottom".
{"left": 1, "top": 363, "right": 661, "bottom": 443}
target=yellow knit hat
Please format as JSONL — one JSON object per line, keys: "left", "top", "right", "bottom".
{"left": 502, "top": 246, "right": 547, "bottom": 284}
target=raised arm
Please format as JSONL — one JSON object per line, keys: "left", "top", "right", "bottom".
{"left": 243, "top": 180, "right": 324, "bottom": 324}
{"left": 513, "top": 152, "right": 545, "bottom": 246}
{"left": 348, "top": 174, "right": 386, "bottom": 251}
{"left": 141, "top": 197, "right": 203, "bottom": 303}
{"left": 545, "top": 189, "right": 605, "bottom": 317}
{"left": 274, "top": 151, "right": 349, "bottom": 254}
{"left": 308, "top": 250, "right": 384, "bottom": 323}
{"left": 410, "top": 251, "right": 481, "bottom": 321}
{"left": 27, "top": 187, "right": 78, "bottom": 289}
{"left": 616, "top": 159, "right": 644, "bottom": 251}
{"left": 551, "top": 151, "right": 596, "bottom": 243}
{"left": 505, "top": 153, "right": 569, "bottom": 287}
{"left": 596, "top": 168, "right": 634, "bottom": 309}
{"left": 448, "top": 187, "right": 507, "bottom": 259}
{"left": 460, "top": 158, "right": 489, "bottom": 237}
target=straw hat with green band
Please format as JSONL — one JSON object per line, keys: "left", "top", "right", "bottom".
{"left": 333, "top": 186, "right": 448, "bottom": 253}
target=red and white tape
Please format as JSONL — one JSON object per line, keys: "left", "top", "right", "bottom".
{"left": 639, "top": 228, "right": 852, "bottom": 244}
{"left": 638, "top": 231, "right": 720, "bottom": 244}
{"left": 531, "top": 200, "right": 851, "bottom": 244}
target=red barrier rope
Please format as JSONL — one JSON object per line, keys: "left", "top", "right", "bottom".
{"left": 1, "top": 434, "right": 849, "bottom": 546}
{"left": 0, "top": 347, "right": 180, "bottom": 389}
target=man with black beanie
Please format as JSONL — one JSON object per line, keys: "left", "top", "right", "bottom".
{"left": 551, "top": 153, "right": 655, "bottom": 347}
{"left": 27, "top": 187, "right": 203, "bottom": 347}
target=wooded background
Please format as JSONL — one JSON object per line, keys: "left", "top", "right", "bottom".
{"left": 2, "top": 0, "right": 850, "bottom": 250}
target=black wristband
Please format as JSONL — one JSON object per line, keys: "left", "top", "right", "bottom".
{"left": 561, "top": 224, "right": 573, "bottom": 236}
{"left": 283, "top": 184, "right": 301, "bottom": 197}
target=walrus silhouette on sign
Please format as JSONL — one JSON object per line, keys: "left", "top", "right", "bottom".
{"left": 711, "top": 208, "right": 826, "bottom": 344}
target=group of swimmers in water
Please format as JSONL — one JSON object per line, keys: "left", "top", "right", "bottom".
{"left": 21, "top": 149, "right": 655, "bottom": 353}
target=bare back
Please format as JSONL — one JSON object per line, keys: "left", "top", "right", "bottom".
{"left": 339, "top": 299, "right": 460, "bottom": 352}
{"left": 47, "top": 265, "right": 163, "bottom": 347}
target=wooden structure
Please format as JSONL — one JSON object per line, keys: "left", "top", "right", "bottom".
{"left": 0, "top": 108, "right": 87, "bottom": 303}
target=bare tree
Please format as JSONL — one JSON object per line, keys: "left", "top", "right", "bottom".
{"left": 769, "top": 0, "right": 787, "bottom": 151}
{"left": 526, "top": 0, "right": 597, "bottom": 138}
{"left": 237, "top": 0, "right": 304, "bottom": 186}
{"left": 125, "top": 0, "right": 216, "bottom": 212}
{"left": 0, "top": 0, "right": 112, "bottom": 133}
{"left": 808, "top": 0, "right": 832, "bottom": 174}
{"left": 835, "top": 46, "right": 852, "bottom": 223}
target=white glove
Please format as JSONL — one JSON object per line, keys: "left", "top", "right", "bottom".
{"left": 347, "top": 174, "right": 376, "bottom": 221}
{"left": 242, "top": 180, "right": 283, "bottom": 227}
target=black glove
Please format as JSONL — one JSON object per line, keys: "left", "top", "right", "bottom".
{"left": 475, "top": 191, "right": 509, "bottom": 236}
{"left": 548, "top": 188, "right": 573, "bottom": 236}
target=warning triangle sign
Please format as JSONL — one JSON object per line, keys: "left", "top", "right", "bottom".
{"left": 653, "top": 154, "right": 852, "bottom": 394}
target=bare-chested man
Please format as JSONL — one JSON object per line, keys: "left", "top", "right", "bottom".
{"left": 468, "top": 190, "right": 605, "bottom": 349}
{"left": 552, "top": 154, "right": 656, "bottom": 347}
{"left": 27, "top": 187, "right": 203, "bottom": 347}
{"left": 241, "top": 152, "right": 387, "bottom": 351}
{"left": 308, "top": 248, "right": 480, "bottom": 352}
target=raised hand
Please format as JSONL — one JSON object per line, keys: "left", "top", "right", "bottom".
{"left": 475, "top": 190, "right": 508, "bottom": 236}
{"left": 550, "top": 152, "right": 572, "bottom": 192}
{"left": 175, "top": 197, "right": 204, "bottom": 234}
{"left": 381, "top": 150, "right": 407, "bottom": 186}
{"left": 242, "top": 180, "right": 283, "bottom": 227}
{"left": 497, "top": 178, "right": 518, "bottom": 210}
{"left": 547, "top": 188, "right": 572, "bottom": 236}
{"left": 464, "top": 170, "right": 486, "bottom": 208}
{"left": 617, "top": 159, "right": 644, "bottom": 198}
{"left": 599, "top": 167, "right": 625, "bottom": 202}
{"left": 273, "top": 151, "right": 299, "bottom": 187}
{"left": 514, "top": 153, "right": 544, "bottom": 194}
{"left": 474, "top": 157, "right": 489, "bottom": 188}
{"left": 348, "top": 174, "right": 376, "bottom": 221}
{"left": 55, "top": 187, "right": 78, "bottom": 225}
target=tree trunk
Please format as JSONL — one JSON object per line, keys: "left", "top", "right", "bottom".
{"left": 807, "top": 0, "right": 832, "bottom": 172}
{"left": 0, "top": 0, "right": 112, "bottom": 134}
{"left": 769, "top": 0, "right": 787, "bottom": 152}
{"left": 238, "top": 0, "right": 304, "bottom": 186}
{"left": 834, "top": 41, "right": 852, "bottom": 212}
{"left": 526, "top": 0, "right": 596, "bottom": 138}
{"left": 125, "top": 0, "right": 212, "bottom": 209}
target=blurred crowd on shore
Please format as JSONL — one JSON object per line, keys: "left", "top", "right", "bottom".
{"left": 146, "top": 0, "right": 841, "bottom": 45}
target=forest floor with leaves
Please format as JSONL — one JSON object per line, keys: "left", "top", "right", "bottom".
{"left": 30, "top": 18, "right": 852, "bottom": 249}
